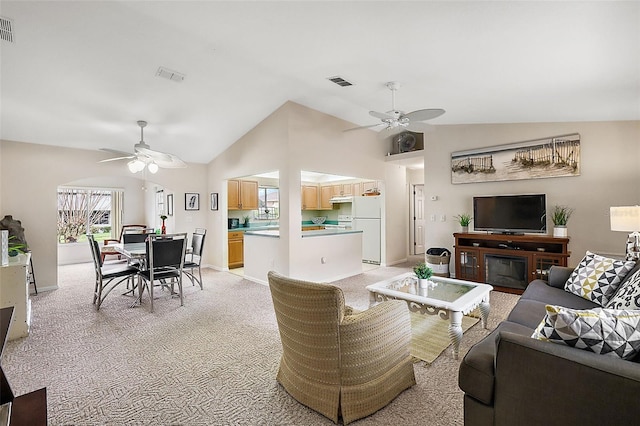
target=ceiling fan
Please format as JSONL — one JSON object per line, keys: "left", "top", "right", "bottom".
{"left": 99, "top": 120, "right": 186, "bottom": 173}
{"left": 345, "top": 82, "right": 445, "bottom": 138}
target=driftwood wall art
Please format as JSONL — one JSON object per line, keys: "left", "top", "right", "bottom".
{"left": 451, "top": 133, "right": 580, "bottom": 184}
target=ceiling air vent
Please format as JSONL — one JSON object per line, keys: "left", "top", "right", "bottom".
{"left": 0, "top": 17, "right": 15, "bottom": 43}
{"left": 156, "top": 66, "right": 185, "bottom": 82}
{"left": 327, "top": 76, "right": 353, "bottom": 87}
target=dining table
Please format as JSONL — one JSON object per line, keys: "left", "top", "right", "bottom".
{"left": 113, "top": 242, "right": 147, "bottom": 306}
{"left": 112, "top": 242, "right": 190, "bottom": 308}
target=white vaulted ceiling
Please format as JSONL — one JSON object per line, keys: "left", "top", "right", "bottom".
{"left": 1, "top": 1, "right": 638, "bottom": 164}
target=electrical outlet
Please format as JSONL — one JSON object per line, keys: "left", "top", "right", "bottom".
{"left": 440, "top": 214, "right": 446, "bottom": 222}
{"left": 430, "top": 195, "right": 438, "bottom": 201}
{"left": 430, "top": 214, "right": 436, "bottom": 222}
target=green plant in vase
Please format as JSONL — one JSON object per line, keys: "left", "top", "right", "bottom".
{"left": 413, "top": 262, "right": 433, "bottom": 288}
{"left": 8, "top": 235, "right": 26, "bottom": 257}
{"left": 551, "top": 205, "right": 573, "bottom": 237}
{"left": 455, "top": 213, "right": 473, "bottom": 232}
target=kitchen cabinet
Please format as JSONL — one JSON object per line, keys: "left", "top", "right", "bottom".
{"left": 353, "top": 181, "right": 379, "bottom": 196}
{"left": 361, "top": 180, "right": 380, "bottom": 194}
{"left": 319, "top": 186, "right": 333, "bottom": 210}
{"left": 454, "top": 233, "right": 570, "bottom": 294}
{"left": 228, "top": 179, "right": 259, "bottom": 210}
{"left": 228, "top": 231, "right": 244, "bottom": 268}
{"left": 301, "top": 185, "right": 318, "bottom": 210}
{"left": 341, "top": 184, "right": 354, "bottom": 196}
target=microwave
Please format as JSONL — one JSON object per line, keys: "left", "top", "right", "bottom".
{"left": 228, "top": 218, "right": 240, "bottom": 229}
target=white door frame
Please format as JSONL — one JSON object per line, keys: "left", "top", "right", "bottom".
{"left": 410, "top": 184, "right": 425, "bottom": 255}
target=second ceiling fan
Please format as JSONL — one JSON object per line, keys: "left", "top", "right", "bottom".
{"left": 346, "top": 81, "right": 445, "bottom": 138}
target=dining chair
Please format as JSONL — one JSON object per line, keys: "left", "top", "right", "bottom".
{"left": 183, "top": 228, "right": 206, "bottom": 290}
{"left": 87, "top": 234, "right": 139, "bottom": 310}
{"left": 138, "top": 233, "right": 187, "bottom": 313}
{"left": 101, "top": 224, "right": 147, "bottom": 263}
{"left": 122, "top": 228, "right": 154, "bottom": 244}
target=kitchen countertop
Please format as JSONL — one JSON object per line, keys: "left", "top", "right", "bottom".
{"left": 244, "top": 228, "right": 362, "bottom": 238}
{"left": 228, "top": 222, "right": 339, "bottom": 232}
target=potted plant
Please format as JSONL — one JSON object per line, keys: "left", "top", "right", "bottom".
{"left": 551, "top": 205, "right": 573, "bottom": 237}
{"left": 160, "top": 215, "right": 168, "bottom": 234}
{"left": 8, "top": 235, "right": 26, "bottom": 257}
{"left": 455, "top": 213, "right": 473, "bottom": 233}
{"left": 243, "top": 215, "right": 250, "bottom": 228}
{"left": 413, "top": 262, "right": 433, "bottom": 288}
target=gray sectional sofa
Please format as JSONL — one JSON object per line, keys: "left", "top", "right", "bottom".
{"left": 459, "top": 264, "right": 640, "bottom": 426}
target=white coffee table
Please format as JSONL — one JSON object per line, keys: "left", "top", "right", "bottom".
{"left": 366, "top": 272, "right": 493, "bottom": 359}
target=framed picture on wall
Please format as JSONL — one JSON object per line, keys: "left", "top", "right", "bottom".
{"left": 211, "top": 193, "right": 219, "bottom": 211}
{"left": 167, "top": 194, "right": 174, "bottom": 216}
{"left": 156, "top": 190, "right": 165, "bottom": 215}
{"left": 185, "top": 193, "right": 199, "bottom": 211}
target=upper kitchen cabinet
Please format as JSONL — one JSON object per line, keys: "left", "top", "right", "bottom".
{"left": 354, "top": 180, "right": 381, "bottom": 195}
{"left": 228, "top": 179, "right": 259, "bottom": 210}
{"left": 301, "top": 185, "right": 319, "bottom": 210}
{"left": 319, "top": 186, "right": 334, "bottom": 210}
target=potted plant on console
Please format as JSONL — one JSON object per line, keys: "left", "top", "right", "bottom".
{"left": 413, "top": 262, "right": 433, "bottom": 289}
{"left": 551, "top": 205, "right": 573, "bottom": 237}
{"left": 455, "top": 213, "right": 473, "bottom": 233}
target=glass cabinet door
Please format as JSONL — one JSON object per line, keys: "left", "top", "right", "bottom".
{"left": 533, "top": 254, "right": 564, "bottom": 281}
{"left": 457, "top": 249, "right": 480, "bottom": 281}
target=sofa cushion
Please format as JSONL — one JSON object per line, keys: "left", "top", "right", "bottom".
{"left": 564, "top": 251, "right": 636, "bottom": 306}
{"left": 459, "top": 321, "right": 534, "bottom": 405}
{"left": 607, "top": 267, "right": 640, "bottom": 310}
{"left": 531, "top": 305, "right": 640, "bottom": 360}
{"left": 521, "top": 280, "right": 601, "bottom": 310}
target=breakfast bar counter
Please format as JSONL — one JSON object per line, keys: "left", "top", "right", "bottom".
{"left": 243, "top": 229, "right": 363, "bottom": 285}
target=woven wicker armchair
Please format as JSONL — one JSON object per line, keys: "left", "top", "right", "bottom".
{"left": 267, "top": 271, "right": 416, "bottom": 424}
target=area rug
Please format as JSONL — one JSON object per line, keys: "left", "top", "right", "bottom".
{"left": 410, "top": 311, "right": 480, "bottom": 363}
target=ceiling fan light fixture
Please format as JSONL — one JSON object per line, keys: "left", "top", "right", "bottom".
{"left": 147, "top": 162, "right": 159, "bottom": 174}
{"left": 128, "top": 159, "right": 145, "bottom": 173}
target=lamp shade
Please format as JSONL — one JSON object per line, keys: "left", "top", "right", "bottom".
{"left": 610, "top": 206, "right": 640, "bottom": 232}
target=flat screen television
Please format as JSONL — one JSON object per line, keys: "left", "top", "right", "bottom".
{"left": 473, "top": 194, "right": 546, "bottom": 234}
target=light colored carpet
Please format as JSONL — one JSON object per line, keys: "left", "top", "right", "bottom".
{"left": 2, "top": 262, "right": 519, "bottom": 425}
{"left": 410, "top": 312, "right": 480, "bottom": 364}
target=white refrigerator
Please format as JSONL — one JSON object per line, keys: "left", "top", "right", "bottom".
{"left": 351, "top": 196, "right": 381, "bottom": 264}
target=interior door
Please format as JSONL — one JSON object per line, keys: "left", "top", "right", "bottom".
{"left": 412, "top": 184, "right": 425, "bottom": 255}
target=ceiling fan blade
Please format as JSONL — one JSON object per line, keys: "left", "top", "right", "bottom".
{"left": 403, "top": 108, "right": 446, "bottom": 122}
{"left": 343, "top": 123, "right": 384, "bottom": 132}
{"left": 98, "top": 156, "right": 134, "bottom": 163}
{"left": 377, "top": 126, "right": 404, "bottom": 139}
{"left": 135, "top": 146, "right": 173, "bottom": 162}
{"left": 152, "top": 155, "right": 187, "bottom": 168}
{"left": 100, "top": 148, "right": 136, "bottom": 157}
{"left": 405, "top": 121, "right": 435, "bottom": 133}
{"left": 369, "top": 110, "right": 394, "bottom": 120}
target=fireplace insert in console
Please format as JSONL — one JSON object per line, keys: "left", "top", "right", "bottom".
{"left": 485, "top": 254, "right": 528, "bottom": 290}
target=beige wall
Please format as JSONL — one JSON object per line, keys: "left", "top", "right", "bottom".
{"left": 207, "top": 101, "right": 411, "bottom": 275}
{"left": 3, "top": 109, "right": 636, "bottom": 288}
{"left": 0, "top": 140, "right": 208, "bottom": 289}
{"left": 423, "top": 121, "right": 640, "bottom": 267}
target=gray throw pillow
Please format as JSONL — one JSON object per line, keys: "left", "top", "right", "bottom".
{"left": 607, "top": 268, "right": 640, "bottom": 310}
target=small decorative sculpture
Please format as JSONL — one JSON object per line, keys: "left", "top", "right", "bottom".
{"left": 0, "top": 215, "right": 28, "bottom": 251}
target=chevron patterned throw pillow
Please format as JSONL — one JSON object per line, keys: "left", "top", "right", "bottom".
{"left": 532, "top": 305, "right": 640, "bottom": 360}
{"left": 564, "top": 251, "right": 636, "bottom": 306}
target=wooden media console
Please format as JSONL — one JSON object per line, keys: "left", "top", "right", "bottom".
{"left": 454, "top": 233, "right": 570, "bottom": 294}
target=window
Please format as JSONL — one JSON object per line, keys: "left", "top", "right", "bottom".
{"left": 254, "top": 186, "right": 279, "bottom": 220}
{"left": 57, "top": 188, "right": 122, "bottom": 244}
